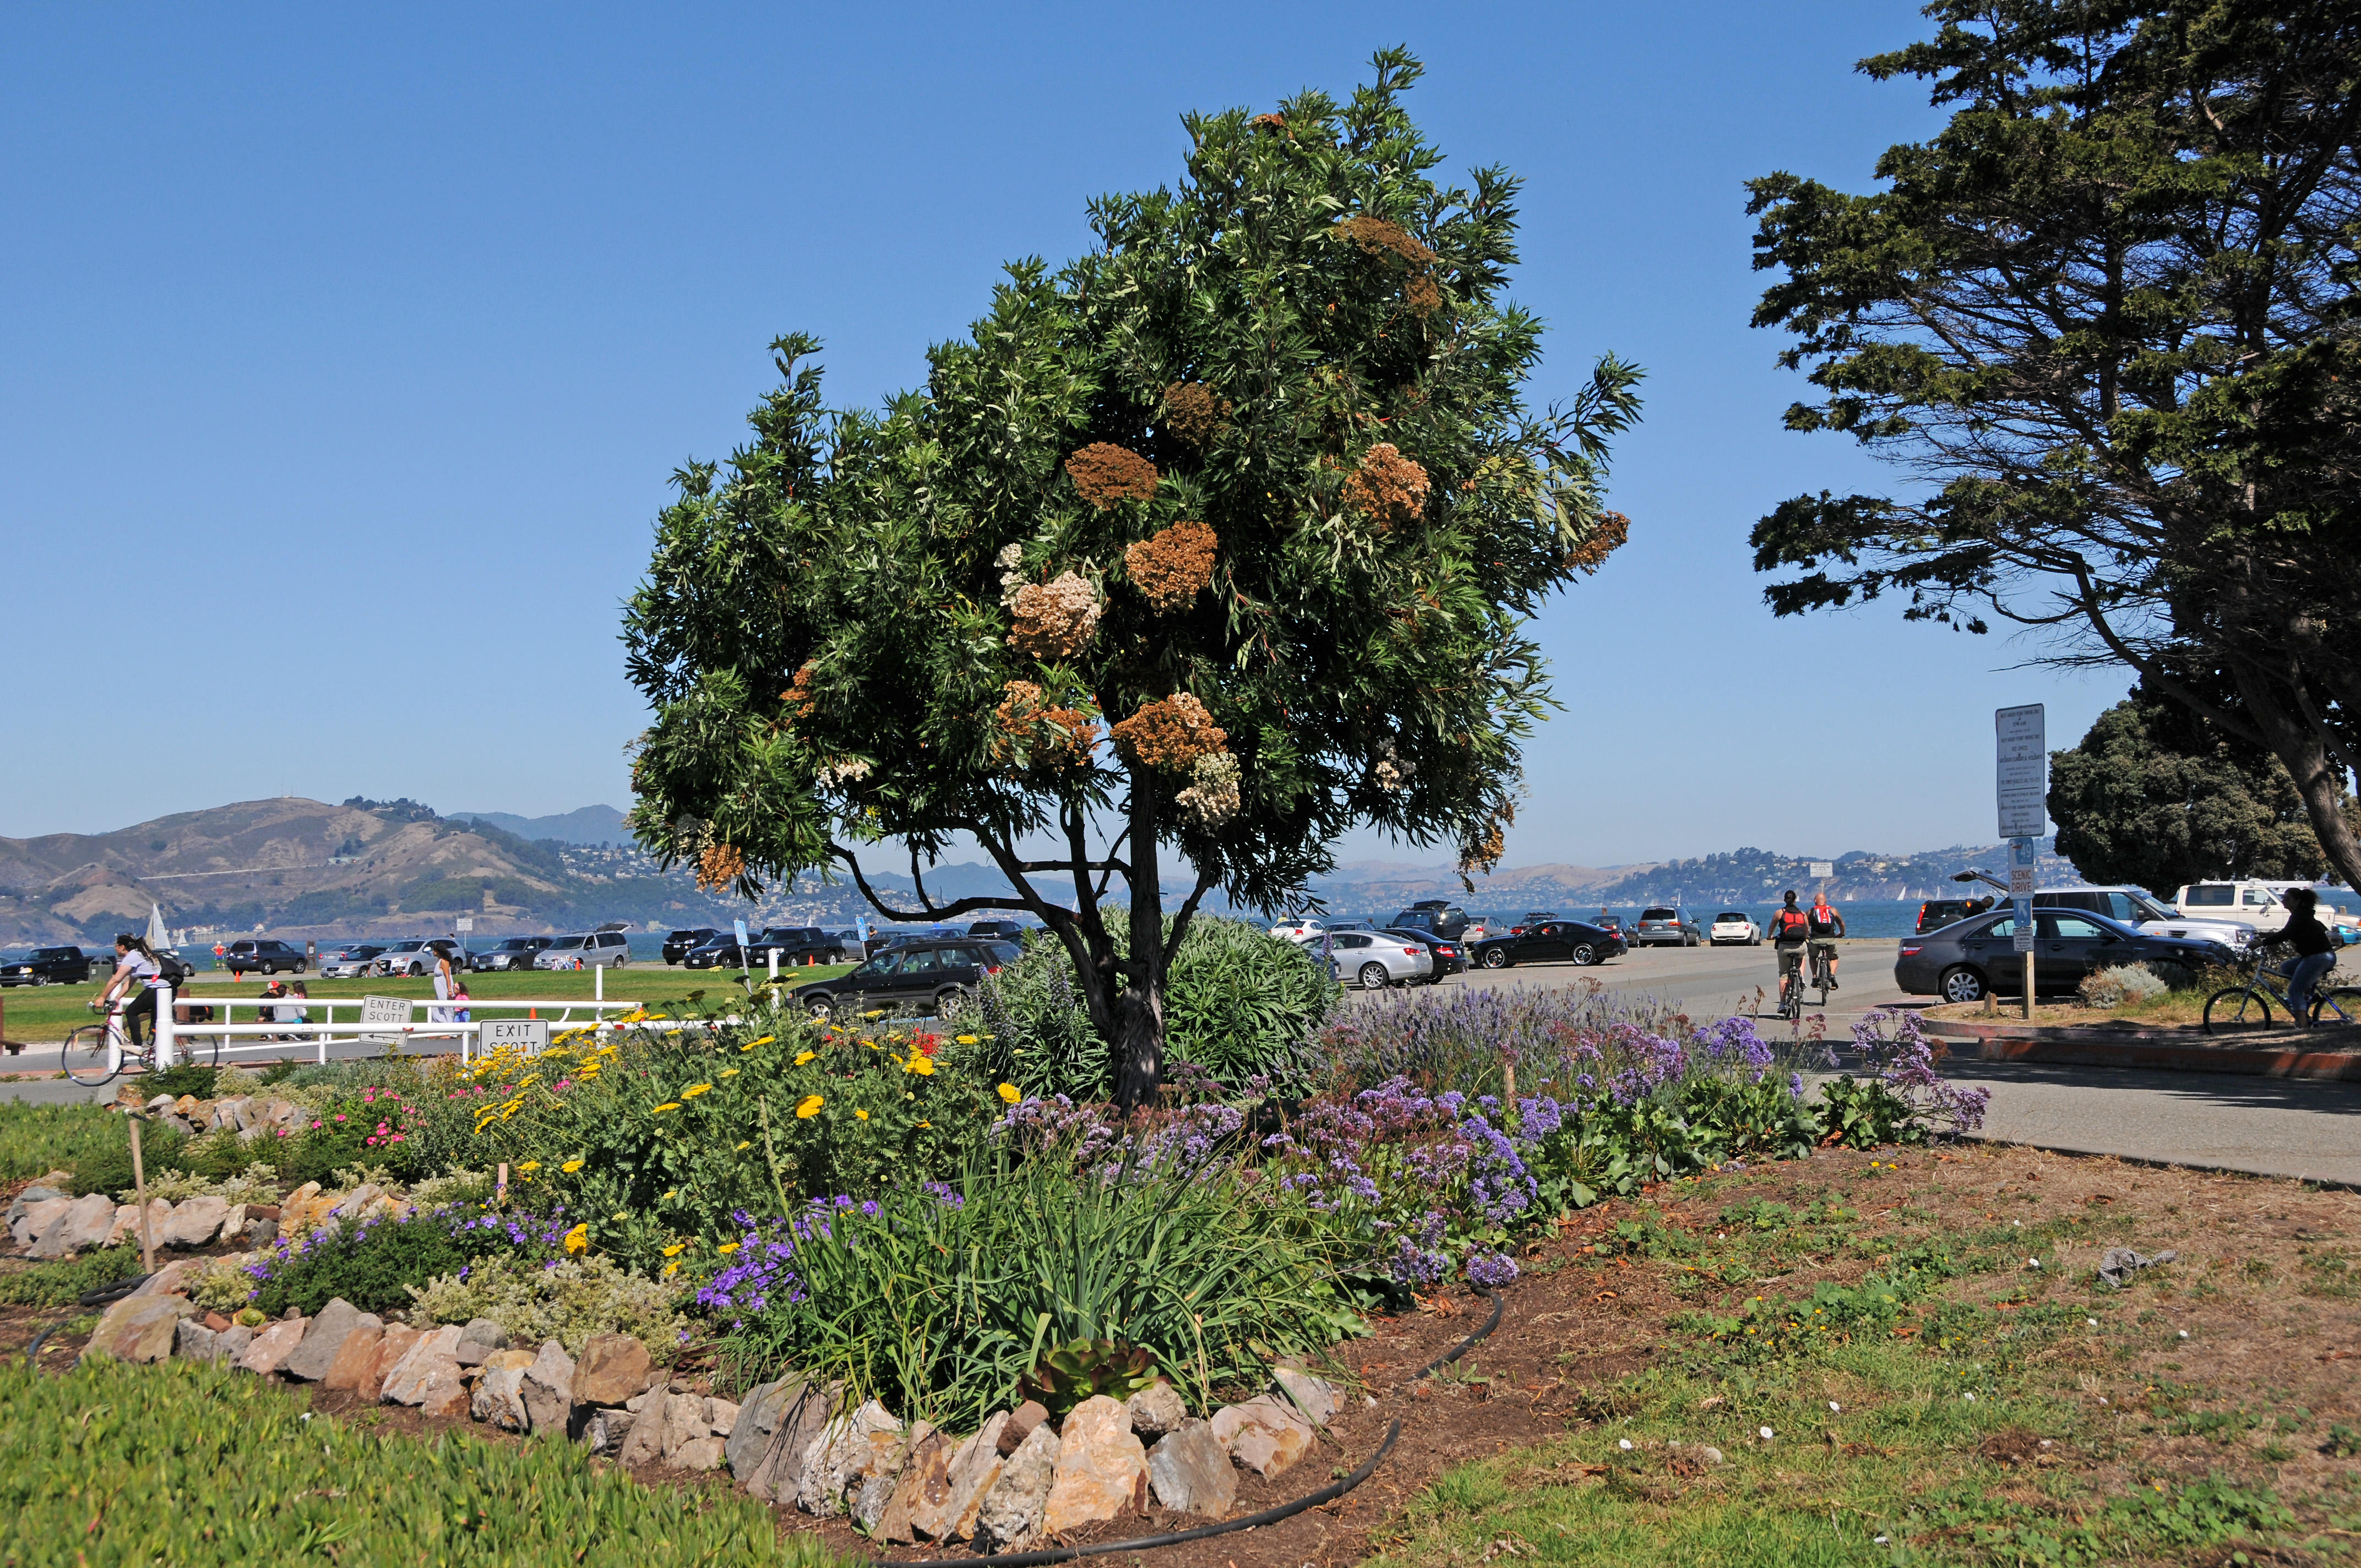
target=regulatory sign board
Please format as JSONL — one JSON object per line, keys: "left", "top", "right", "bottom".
{"left": 1808, "top": 861, "right": 1834, "bottom": 880}
{"left": 480, "top": 1017, "right": 549, "bottom": 1054}
{"left": 1996, "top": 704, "right": 2047, "bottom": 839}
{"left": 359, "top": 995, "right": 410, "bottom": 1028}
{"left": 455, "top": 917, "right": 474, "bottom": 933}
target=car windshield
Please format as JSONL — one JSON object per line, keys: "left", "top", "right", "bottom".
{"left": 1641, "top": 908, "right": 1676, "bottom": 921}
{"left": 2185, "top": 885, "right": 2234, "bottom": 906}
{"left": 547, "top": 936, "right": 586, "bottom": 950}
{"left": 498, "top": 939, "right": 535, "bottom": 950}
{"left": 1717, "top": 913, "right": 1747, "bottom": 923}
{"left": 384, "top": 941, "right": 422, "bottom": 953}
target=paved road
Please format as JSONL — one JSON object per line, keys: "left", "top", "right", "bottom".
{"left": 1434, "top": 935, "right": 1910, "bottom": 1032}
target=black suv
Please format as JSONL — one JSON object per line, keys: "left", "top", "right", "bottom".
{"left": 790, "top": 938, "right": 1020, "bottom": 1021}
{"left": 966, "top": 920, "right": 1025, "bottom": 942}
{"left": 222, "top": 938, "right": 307, "bottom": 977}
{"left": 684, "top": 927, "right": 848, "bottom": 971}
{"left": 1, "top": 946, "right": 95, "bottom": 987}
{"left": 471, "top": 936, "right": 554, "bottom": 972}
{"left": 1391, "top": 901, "right": 1470, "bottom": 940}
{"left": 662, "top": 927, "right": 720, "bottom": 965}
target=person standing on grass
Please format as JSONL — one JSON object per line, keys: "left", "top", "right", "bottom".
{"left": 2262, "top": 888, "right": 2336, "bottom": 1027}
{"left": 429, "top": 944, "right": 455, "bottom": 1026}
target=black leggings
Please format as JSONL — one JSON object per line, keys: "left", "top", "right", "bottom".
{"left": 123, "top": 986, "right": 156, "bottom": 1049}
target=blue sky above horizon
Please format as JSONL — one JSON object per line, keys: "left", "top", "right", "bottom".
{"left": 2, "top": 2, "right": 2126, "bottom": 866}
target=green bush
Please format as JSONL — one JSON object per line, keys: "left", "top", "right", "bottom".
{"left": 0, "top": 1101, "right": 147, "bottom": 1186}
{"left": 142, "top": 1062, "right": 220, "bottom": 1099}
{"left": 66, "top": 1119, "right": 189, "bottom": 1198}
{"left": 0, "top": 1356, "right": 850, "bottom": 1567}
{"left": 0, "top": 1245, "right": 146, "bottom": 1308}
{"left": 980, "top": 913, "right": 1338, "bottom": 1098}
{"left": 248, "top": 1207, "right": 481, "bottom": 1317}
{"left": 407, "top": 1251, "right": 688, "bottom": 1357}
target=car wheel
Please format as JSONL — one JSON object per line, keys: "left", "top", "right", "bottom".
{"left": 1357, "top": 962, "right": 1390, "bottom": 990}
{"left": 936, "top": 987, "right": 972, "bottom": 1021}
{"left": 408, "top": 962, "right": 426, "bottom": 977}
{"left": 806, "top": 997, "right": 834, "bottom": 1021}
{"left": 1939, "top": 966, "right": 1987, "bottom": 1004}
{"left": 1571, "top": 943, "right": 1597, "bottom": 966}
{"left": 614, "top": 955, "right": 628, "bottom": 968}
{"left": 1479, "top": 948, "right": 1510, "bottom": 970}
{"left": 293, "top": 961, "right": 306, "bottom": 974}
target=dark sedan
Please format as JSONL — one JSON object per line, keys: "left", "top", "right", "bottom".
{"left": 1895, "top": 908, "right": 2233, "bottom": 1004}
{"left": 471, "top": 937, "right": 553, "bottom": 972}
{"left": 1383, "top": 928, "right": 1467, "bottom": 981}
{"left": 662, "top": 927, "right": 720, "bottom": 965}
{"left": 1470, "top": 920, "right": 1626, "bottom": 970}
{"left": 1, "top": 946, "right": 95, "bottom": 987}
{"left": 790, "top": 938, "right": 1019, "bottom": 1021}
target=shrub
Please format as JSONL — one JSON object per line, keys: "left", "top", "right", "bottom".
{"left": 0, "top": 1356, "right": 851, "bottom": 1567}
{"left": 981, "top": 914, "right": 1337, "bottom": 1098}
{"left": 407, "top": 1251, "right": 688, "bottom": 1357}
{"left": 0, "top": 1244, "right": 146, "bottom": 1308}
{"left": 0, "top": 1101, "right": 138, "bottom": 1185}
{"left": 112, "top": 1159, "right": 280, "bottom": 1205}
{"left": 244, "top": 1204, "right": 550, "bottom": 1317}
{"left": 67, "top": 1119, "right": 188, "bottom": 1198}
{"left": 2080, "top": 963, "right": 2172, "bottom": 1009}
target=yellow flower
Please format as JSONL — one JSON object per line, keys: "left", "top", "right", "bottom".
{"left": 662, "top": 1189, "right": 678, "bottom": 1201}
{"left": 854, "top": 1109, "right": 869, "bottom": 1121}
{"left": 717, "top": 1242, "right": 739, "bottom": 1255}
{"left": 519, "top": 1161, "right": 541, "bottom": 1173}
{"left": 904, "top": 1055, "right": 936, "bottom": 1077}
{"left": 651, "top": 1102, "right": 682, "bottom": 1115}
{"left": 997, "top": 1083, "right": 1022, "bottom": 1103}
{"left": 662, "top": 1242, "right": 687, "bottom": 1257}
{"left": 612, "top": 1211, "right": 628, "bottom": 1221}
{"left": 917, "top": 1120, "right": 931, "bottom": 1129}
{"left": 682, "top": 1084, "right": 713, "bottom": 1098}
{"left": 663, "top": 1261, "right": 679, "bottom": 1278}
{"left": 735, "top": 1140, "right": 752, "bottom": 1151}
{"left": 795, "top": 1051, "right": 817, "bottom": 1066}
{"left": 796, "top": 1094, "right": 825, "bottom": 1119}
{"left": 563, "top": 1223, "right": 589, "bottom": 1255}
{"left": 745, "top": 1035, "right": 774, "bottom": 1049}
{"left": 956, "top": 1035, "right": 980, "bottom": 1046}
{"left": 562, "top": 1158, "right": 584, "bottom": 1174}
{"left": 719, "top": 1068, "right": 739, "bottom": 1078}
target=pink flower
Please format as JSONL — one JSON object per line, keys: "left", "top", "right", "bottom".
{"left": 390, "top": 1134, "right": 404, "bottom": 1142}
{"left": 334, "top": 1113, "right": 346, "bottom": 1122}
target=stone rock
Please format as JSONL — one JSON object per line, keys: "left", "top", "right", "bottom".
{"left": 1148, "top": 1419, "right": 1237, "bottom": 1518}
{"left": 244, "top": 1216, "right": 277, "bottom": 1248}
{"left": 14, "top": 1196, "right": 72, "bottom": 1249}
{"left": 572, "top": 1332, "right": 652, "bottom": 1407}
{"left": 281, "top": 1298, "right": 373, "bottom": 1382}
{"left": 1273, "top": 1366, "right": 1341, "bottom": 1427}
{"left": 624, "top": 1385, "right": 662, "bottom": 1417}
{"left": 378, "top": 1325, "right": 464, "bottom": 1404}
{"left": 480, "top": 1347, "right": 535, "bottom": 1374}
{"left": 674, "top": 1435, "right": 728, "bottom": 1471}
{"left": 522, "top": 1340, "right": 575, "bottom": 1434}
{"left": 1000, "top": 1398, "right": 1050, "bottom": 1455}
{"left": 173, "top": 1093, "right": 201, "bottom": 1117}
{"left": 237, "top": 1316, "right": 308, "bottom": 1376}
{"left": 322, "top": 1322, "right": 387, "bottom": 1392}
{"left": 972, "top": 1422, "right": 1060, "bottom": 1554}
{"left": 1211, "top": 1395, "right": 1315, "bottom": 1479}
{"left": 334, "top": 1183, "right": 383, "bottom": 1221}
{"left": 1126, "top": 1380, "right": 1188, "bottom": 1438}
{"left": 146, "top": 1093, "right": 176, "bottom": 1115}
{"left": 106, "top": 1200, "right": 173, "bottom": 1249}
{"left": 704, "top": 1396, "right": 739, "bottom": 1437}
{"left": 162, "top": 1195, "right": 230, "bottom": 1249}
{"left": 277, "top": 1182, "right": 322, "bottom": 1239}
{"left": 725, "top": 1378, "right": 796, "bottom": 1479}
{"left": 31, "top": 1193, "right": 115, "bottom": 1259}
{"left": 581, "top": 1408, "right": 634, "bottom": 1456}
{"left": 795, "top": 1398, "right": 907, "bottom": 1518}
{"left": 357, "top": 1323, "right": 421, "bottom": 1400}
{"left": 216, "top": 1324, "right": 254, "bottom": 1363}
{"left": 911, "top": 1413, "right": 1008, "bottom": 1543}
{"left": 7, "top": 1184, "right": 67, "bottom": 1243}
{"left": 417, "top": 1363, "right": 471, "bottom": 1420}
{"left": 1042, "top": 1395, "right": 1149, "bottom": 1536}
{"left": 878, "top": 1426, "right": 953, "bottom": 1543}
{"left": 474, "top": 1365, "right": 532, "bottom": 1431}
{"left": 455, "top": 1318, "right": 509, "bottom": 1366}
{"left": 218, "top": 1204, "right": 247, "bottom": 1243}
{"left": 83, "top": 1293, "right": 186, "bottom": 1364}
{"left": 175, "top": 1319, "right": 220, "bottom": 1362}
{"left": 739, "top": 1377, "right": 841, "bottom": 1504}
{"left": 132, "top": 1256, "right": 202, "bottom": 1298}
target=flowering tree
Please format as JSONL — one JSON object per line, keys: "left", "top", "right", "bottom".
{"left": 622, "top": 50, "right": 1640, "bottom": 1106}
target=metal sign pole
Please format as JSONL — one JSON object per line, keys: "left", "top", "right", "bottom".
{"left": 1996, "top": 705, "right": 2047, "bottom": 1021}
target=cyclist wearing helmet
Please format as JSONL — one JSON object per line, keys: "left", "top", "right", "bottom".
{"left": 1766, "top": 891, "right": 1812, "bottom": 1011}
{"left": 1807, "top": 890, "right": 1846, "bottom": 989}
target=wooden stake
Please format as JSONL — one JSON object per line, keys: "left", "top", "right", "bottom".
{"left": 1501, "top": 1061, "right": 1517, "bottom": 1128}
{"left": 497, "top": 1162, "right": 509, "bottom": 1205}
{"left": 2023, "top": 950, "right": 2036, "bottom": 1021}
{"left": 129, "top": 1115, "right": 155, "bottom": 1276}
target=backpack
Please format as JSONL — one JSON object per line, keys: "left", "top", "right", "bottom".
{"left": 155, "top": 951, "right": 195, "bottom": 986}
{"left": 1772, "top": 908, "right": 1810, "bottom": 942}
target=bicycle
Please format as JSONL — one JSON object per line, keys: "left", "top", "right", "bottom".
{"left": 1809, "top": 941, "right": 1836, "bottom": 1007}
{"left": 1775, "top": 945, "right": 1808, "bottom": 1020}
{"left": 61, "top": 995, "right": 217, "bottom": 1087}
{"left": 2202, "top": 951, "right": 2360, "bottom": 1037}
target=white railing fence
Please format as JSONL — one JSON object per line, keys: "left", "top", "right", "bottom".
{"left": 151, "top": 986, "right": 736, "bottom": 1069}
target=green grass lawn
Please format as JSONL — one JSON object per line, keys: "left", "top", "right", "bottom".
{"left": 0, "top": 963, "right": 855, "bottom": 1048}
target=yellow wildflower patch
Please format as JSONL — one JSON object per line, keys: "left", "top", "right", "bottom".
{"left": 854, "top": 1109, "right": 869, "bottom": 1121}
{"left": 997, "top": 1083, "right": 1022, "bottom": 1103}
{"left": 736, "top": 1141, "right": 753, "bottom": 1151}
{"left": 796, "top": 1095, "right": 825, "bottom": 1119}
{"left": 956, "top": 1035, "right": 980, "bottom": 1046}
{"left": 719, "top": 1068, "right": 739, "bottom": 1078}
{"left": 519, "top": 1161, "right": 541, "bottom": 1173}
{"left": 717, "top": 1242, "right": 739, "bottom": 1255}
{"left": 563, "top": 1223, "right": 589, "bottom": 1255}
{"left": 904, "top": 1056, "right": 936, "bottom": 1077}
{"left": 562, "top": 1158, "right": 585, "bottom": 1174}
{"left": 662, "top": 1242, "right": 687, "bottom": 1257}
{"left": 682, "top": 1084, "right": 713, "bottom": 1098}
{"left": 651, "top": 1102, "right": 682, "bottom": 1115}
{"left": 795, "top": 1051, "right": 817, "bottom": 1066}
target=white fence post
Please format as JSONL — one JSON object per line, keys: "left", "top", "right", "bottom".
{"left": 156, "top": 982, "right": 177, "bottom": 1069}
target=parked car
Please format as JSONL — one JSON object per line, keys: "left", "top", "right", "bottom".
{"left": 761, "top": 927, "right": 850, "bottom": 966}
{"left": 534, "top": 930, "right": 630, "bottom": 970}
{"left": 1391, "top": 901, "right": 1470, "bottom": 940}
{"left": 789, "top": 937, "right": 1017, "bottom": 1021}
{"left": 1915, "top": 897, "right": 1995, "bottom": 934}
{"left": 1327, "top": 930, "right": 1433, "bottom": 988}
{"left": 1632, "top": 906, "right": 1702, "bottom": 948}
{"left": 1594, "top": 914, "right": 1629, "bottom": 941}
{"left": 2032, "top": 886, "right": 2256, "bottom": 951}
{"left": 1383, "top": 927, "right": 1467, "bottom": 979}
{"left": 1894, "top": 908, "right": 2232, "bottom": 1003}
{"left": 1508, "top": 911, "right": 1558, "bottom": 934}
{"left": 2170, "top": 881, "right": 2292, "bottom": 935}
{"left": 965, "top": 920, "right": 1025, "bottom": 942}
{"left": 317, "top": 943, "right": 386, "bottom": 979}
{"left": 0, "top": 946, "right": 94, "bottom": 987}
{"left": 1470, "top": 920, "right": 1626, "bottom": 970}
{"left": 1708, "top": 912, "right": 1762, "bottom": 946}
{"left": 471, "top": 937, "right": 554, "bottom": 972}
{"left": 662, "top": 927, "right": 720, "bottom": 965}
{"left": 222, "top": 938, "right": 308, "bottom": 977}
{"left": 1269, "top": 917, "right": 1325, "bottom": 941}
{"left": 369, "top": 938, "right": 464, "bottom": 977}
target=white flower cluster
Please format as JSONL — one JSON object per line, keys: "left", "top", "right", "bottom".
{"left": 813, "top": 758, "right": 872, "bottom": 790}
{"left": 1373, "top": 738, "right": 1416, "bottom": 793}
{"left": 1176, "top": 751, "right": 1242, "bottom": 828}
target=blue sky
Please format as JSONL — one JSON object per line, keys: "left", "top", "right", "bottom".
{"left": 1, "top": 1, "right": 2124, "bottom": 865}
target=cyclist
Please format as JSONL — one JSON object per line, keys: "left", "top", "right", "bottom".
{"left": 2259, "top": 888, "right": 2335, "bottom": 1027}
{"left": 1767, "top": 891, "right": 1812, "bottom": 1012}
{"left": 1806, "top": 891, "right": 1846, "bottom": 990}
{"left": 92, "top": 933, "right": 168, "bottom": 1051}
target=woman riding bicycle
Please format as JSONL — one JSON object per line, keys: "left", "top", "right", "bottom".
{"left": 93, "top": 933, "right": 168, "bottom": 1049}
{"left": 2260, "top": 888, "right": 2337, "bottom": 1026}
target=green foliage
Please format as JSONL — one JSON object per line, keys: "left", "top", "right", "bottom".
{"left": 1019, "top": 1338, "right": 1163, "bottom": 1421}
{"left": 0, "top": 1356, "right": 850, "bottom": 1568}
{"left": 406, "top": 1252, "right": 687, "bottom": 1358}
{"left": 1816, "top": 1074, "right": 1919, "bottom": 1148}
{"left": 249, "top": 1210, "right": 479, "bottom": 1318}
{"left": 0, "top": 1100, "right": 135, "bottom": 1185}
{"left": 143, "top": 1062, "right": 220, "bottom": 1099}
{"left": 982, "top": 914, "right": 1337, "bottom": 1097}
{"left": 717, "top": 1150, "right": 1350, "bottom": 1428}
{"left": 0, "top": 1244, "right": 146, "bottom": 1308}
{"left": 67, "top": 1119, "right": 188, "bottom": 1198}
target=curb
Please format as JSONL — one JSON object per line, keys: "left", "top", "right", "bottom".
{"left": 1923, "top": 1017, "right": 2361, "bottom": 1082}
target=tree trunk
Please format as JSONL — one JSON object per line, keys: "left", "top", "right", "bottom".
{"left": 2228, "top": 662, "right": 2361, "bottom": 893}
{"left": 1112, "top": 772, "right": 1166, "bottom": 1110}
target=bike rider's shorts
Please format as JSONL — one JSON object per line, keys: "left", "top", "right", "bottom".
{"left": 1776, "top": 943, "right": 1807, "bottom": 977}
{"left": 1808, "top": 938, "right": 1838, "bottom": 957}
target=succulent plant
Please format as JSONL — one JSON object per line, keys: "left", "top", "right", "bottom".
{"left": 1019, "top": 1337, "right": 1161, "bottom": 1419}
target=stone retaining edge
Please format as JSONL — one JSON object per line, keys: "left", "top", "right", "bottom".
{"left": 1921, "top": 1017, "right": 2361, "bottom": 1082}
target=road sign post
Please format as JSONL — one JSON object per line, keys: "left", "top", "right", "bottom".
{"left": 1998, "top": 707, "right": 2047, "bottom": 1019}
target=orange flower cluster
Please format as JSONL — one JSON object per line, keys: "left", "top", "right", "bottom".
{"left": 697, "top": 841, "right": 746, "bottom": 892}
{"left": 991, "top": 681, "right": 1098, "bottom": 771}
{"left": 1161, "top": 382, "right": 1231, "bottom": 450}
{"left": 1065, "top": 443, "right": 1160, "bottom": 511}
{"left": 1111, "top": 692, "right": 1227, "bottom": 773}
{"left": 1342, "top": 443, "right": 1430, "bottom": 531}
{"left": 1564, "top": 509, "right": 1631, "bottom": 575}
{"left": 1009, "top": 571, "right": 1101, "bottom": 661}
{"left": 1335, "top": 216, "right": 1444, "bottom": 317}
{"left": 781, "top": 662, "right": 818, "bottom": 720}
{"left": 1124, "top": 520, "right": 1218, "bottom": 613}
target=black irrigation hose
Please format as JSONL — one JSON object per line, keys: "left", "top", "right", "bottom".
{"left": 900, "top": 1289, "right": 1505, "bottom": 1568}
{"left": 23, "top": 1322, "right": 64, "bottom": 1365}
{"left": 80, "top": 1274, "right": 150, "bottom": 1308}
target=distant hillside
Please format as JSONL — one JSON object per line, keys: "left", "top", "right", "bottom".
{"left": 447, "top": 805, "right": 632, "bottom": 846}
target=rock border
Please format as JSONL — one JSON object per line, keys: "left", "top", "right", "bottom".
{"left": 1922, "top": 1015, "right": 2361, "bottom": 1081}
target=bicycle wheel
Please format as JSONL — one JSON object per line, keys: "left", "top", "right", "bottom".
{"left": 2310, "top": 988, "right": 2361, "bottom": 1032}
{"left": 61, "top": 1023, "right": 120, "bottom": 1086}
{"left": 2202, "top": 986, "right": 2275, "bottom": 1036}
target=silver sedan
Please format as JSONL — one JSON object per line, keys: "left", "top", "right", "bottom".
{"left": 1326, "top": 930, "right": 1434, "bottom": 989}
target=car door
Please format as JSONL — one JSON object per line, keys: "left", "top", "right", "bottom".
{"left": 837, "top": 950, "right": 899, "bottom": 1009}
{"left": 889, "top": 946, "right": 945, "bottom": 1012}
{"left": 2036, "top": 911, "right": 2116, "bottom": 992}
{"left": 1956, "top": 914, "right": 2022, "bottom": 992}
{"left": 1528, "top": 923, "right": 1573, "bottom": 962}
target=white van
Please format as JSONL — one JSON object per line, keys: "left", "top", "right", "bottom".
{"left": 2171, "top": 882, "right": 2289, "bottom": 935}
{"left": 2033, "top": 886, "right": 2257, "bottom": 951}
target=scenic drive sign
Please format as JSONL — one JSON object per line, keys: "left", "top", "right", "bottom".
{"left": 1995, "top": 704, "right": 2047, "bottom": 839}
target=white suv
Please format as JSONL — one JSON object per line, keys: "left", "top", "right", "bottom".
{"left": 2169, "top": 882, "right": 2289, "bottom": 936}
{"left": 534, "top": 930, "right": 630, "bottom": 969}
{"left": 2039, "top": 886, "right": 2257, "bottom": 950}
